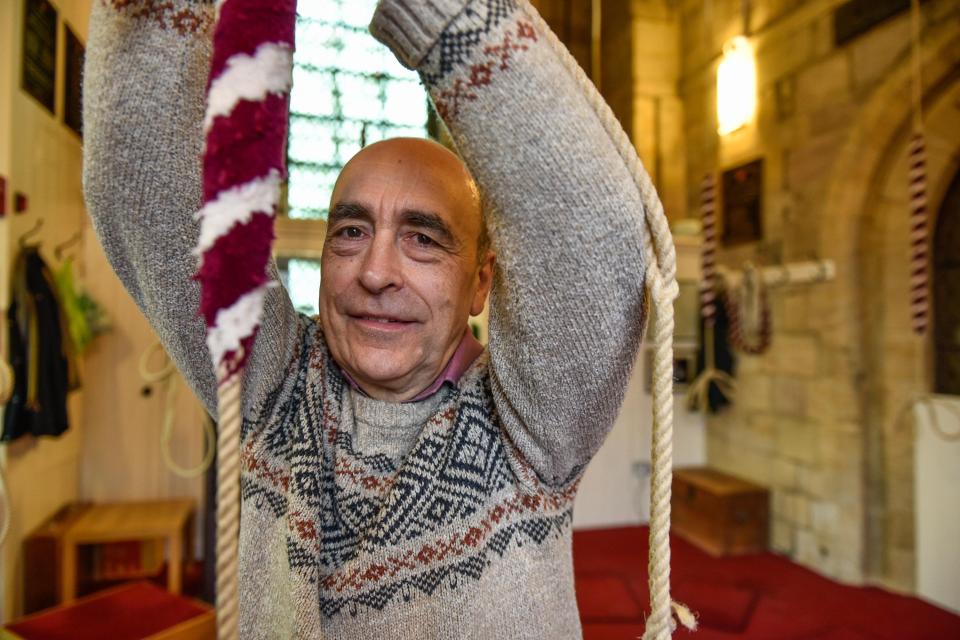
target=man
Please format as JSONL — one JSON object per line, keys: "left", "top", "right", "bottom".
{"left": 320, "top": 138, "right": 494, "bottom": 403}
{"left": 83, "top": 0, "right": 650, "bottom": 637}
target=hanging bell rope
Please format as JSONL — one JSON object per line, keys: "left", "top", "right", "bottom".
{"left": 523, "top": 4, "right": 693, "bottom": 635}
{"left": 699, "top": 172, "right": 718, "bottom": 326}
{"left": 687, "top": 172, "right": 735, "bottom": 413}
{"left": 198, "top": 0, "right": 296, "bottom": 637}
{"left": 907, "top": 0, "right": 929, "bottom": 336}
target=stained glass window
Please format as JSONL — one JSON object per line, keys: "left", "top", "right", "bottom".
{"left": 277, "top": 257, "right": 322, "bottom": 316}
{"left": 286, "top": 0, "right": 429, "bottom": 220}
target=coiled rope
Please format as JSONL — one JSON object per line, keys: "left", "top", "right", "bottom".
{"left": 521, "top": 4, "right": 692, "bottom": 637}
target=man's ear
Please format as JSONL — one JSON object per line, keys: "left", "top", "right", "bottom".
{"left": 470, "top": 251, "right": 496, "bottom": 316}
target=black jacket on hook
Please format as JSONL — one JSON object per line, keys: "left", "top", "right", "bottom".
{"left": 2, "top": 247, "right": 70, "bottom": 441}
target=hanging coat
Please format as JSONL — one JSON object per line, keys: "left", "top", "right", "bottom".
{"left": 2, "top": 247, "right": 71, "bottom": 441}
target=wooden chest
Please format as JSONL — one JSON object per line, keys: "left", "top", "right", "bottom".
{"left": 671, "top": 467, "right": 769, "bottom": 556}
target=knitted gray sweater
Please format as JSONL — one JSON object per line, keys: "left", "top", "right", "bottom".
{"left": 83, "top": 0, "right": 650, "bottom": 637}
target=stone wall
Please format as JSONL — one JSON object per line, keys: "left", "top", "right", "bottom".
{"left": 673, "top": 0, "right": 960, "bottom": 590}
{"left": 535, "top": 0, "right": 960, "bottom": 592}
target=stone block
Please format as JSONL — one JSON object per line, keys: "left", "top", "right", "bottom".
{"left": 850, "top": 15, "right": 910, "bottom": 94}
{"left": 816, "top": 468, "right": 861, "bottom": 510}
{"left": 773, "top": 334, "right": 819, "bottom": 378}
{"left": 795, "top": 53, "right": 850, "bottom": 113}
{"left": 798, "top": 466, "right": 830, "bottom": 499}
{"left": 885, "top": 548, "right": 916, "bottom": 593}
{"left": 773, "top": 489, "right": 810, "bottom": 528}
{"left": 757, "top": 25, "right": 814, "bottom": 86}
{"left": 781, "top": 290, "right": 810, "bottom": 332}
{"left": 817, "top": 427, "right": 861, "bottom": 471}
{"left": 880, "top": 340, "right": 927, "bottom": 385}
{"left": 743, "top": 413, "right": 778, "bottom": 452}
{"left": 737, "top": 373, "right": 774, "bottom": 413}
{"left": 886, "top": 509, "right": 916, "bottom": 550}
{"left": 632, "top": 19, "right": 680, "bottom": 92}
{"left": 737, "top": 353, "right": 762, "bottom": 374}
{"left": 724, "top": 445, "right": 774, "bottom": 486}
{"left": 772, "top": 375, "right": 806, "bottom": 417}
{"left": 809, "top": 377, "right": 861, "bottom": 423}
{"left": 818, "top": 346, "right": 858, "bottom": 378}
{"left": 836, "top": 558, "right": 864, "bottom": 585}
{"left": 771, "top": 517, "right": 794, "bottom": 554}
{"left": 795, "top": 528, "right": 821, "bottom": 566}
{"left": 771, "top": 456, "right": 800, "bottom": 490}
{"left": 776, "top": 418, "right": 819, "bottom": 465}
{"left": 810, "top": 500, "right": 840, "bottom": 536}
{"left": 706, "top": 431, "right": 733, "bottom": 467}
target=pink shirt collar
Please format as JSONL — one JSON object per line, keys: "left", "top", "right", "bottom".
{"left": 340, "top": 327, "right": 484, "bottom": 402}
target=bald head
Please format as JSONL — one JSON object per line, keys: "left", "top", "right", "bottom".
{"left": 332, "top": 138, "right": 488, "bottom": 257}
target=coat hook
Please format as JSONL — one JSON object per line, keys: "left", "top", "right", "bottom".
{"left": 54, "top": 231, "right": 82, "bottom": 261}
{"left": 18, "top": 218, "right": 44, "bottom": 248}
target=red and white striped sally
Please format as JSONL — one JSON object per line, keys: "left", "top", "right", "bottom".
{"left": 196, "top": 1, "right": 297, "bottom": 637}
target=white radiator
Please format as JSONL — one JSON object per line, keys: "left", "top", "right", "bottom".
{"left": 914, "top": 394, "right": 960, "bottom": 614}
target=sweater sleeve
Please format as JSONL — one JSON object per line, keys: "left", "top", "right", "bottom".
{"left": 371, "top": 0, "right": 651, "bottom": 487}
{"left": 82, "top": 0, "right": 301, "bottom": 419}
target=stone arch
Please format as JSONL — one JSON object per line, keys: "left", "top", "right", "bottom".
{"left": 819, "top": 22, "right": 960, "bottom": 589}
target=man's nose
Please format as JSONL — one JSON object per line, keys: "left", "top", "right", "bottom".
{"left": 359, "top": 233, "right": 403, "bottom": 293}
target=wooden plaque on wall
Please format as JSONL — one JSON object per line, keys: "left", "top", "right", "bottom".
{"left": 721, "top": 159, "right": 764, "bottom": 246}
{"left": 22, "top": 0, "right": 58, "bottom": 114}
{"left": 64, "top": 24, "right": 85, "bottom": 137}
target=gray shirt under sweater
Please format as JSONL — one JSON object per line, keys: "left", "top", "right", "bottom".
{"left": 82, "top": 0, "right": 651, "bottom": 637}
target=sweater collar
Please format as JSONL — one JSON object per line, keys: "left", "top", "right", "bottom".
{"left": 340, "top": 327, "right": 484, "bottom": 403}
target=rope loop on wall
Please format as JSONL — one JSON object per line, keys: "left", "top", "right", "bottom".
{"left": 139, "top": 341, "right": 216, "bottom": 479}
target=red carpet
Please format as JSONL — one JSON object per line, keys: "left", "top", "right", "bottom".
{"left": 573, "top": 526, "right": 960, "bottom": 640}
{"left": 6, "top": 582, "right": 209, "bottom": 639}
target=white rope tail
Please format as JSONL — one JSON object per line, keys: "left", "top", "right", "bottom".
{"left": 520, "top": 2, "right": 693, "bottom": 637}
{"left": 215, "top": 359, "right": 243, "bottom": 639}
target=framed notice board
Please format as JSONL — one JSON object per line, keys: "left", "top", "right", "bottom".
{"left": 22, "top": 0, "right": 58, "bottom": 114}
{"left": 721, "top": 159, "right": 764, "bottom": 246}
{"left": 64, "top": 24, "right": 84, "bottom": 137}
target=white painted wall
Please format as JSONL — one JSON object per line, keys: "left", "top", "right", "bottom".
{"left": 573, "top": 349, "right": 707, "bottom": 529}
{"left": 914, "top": 395, "right": 960, "bottom": 614}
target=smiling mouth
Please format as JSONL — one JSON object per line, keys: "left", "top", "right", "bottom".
{"left": 349, "top": 314, "right": 416, "bottom": 327}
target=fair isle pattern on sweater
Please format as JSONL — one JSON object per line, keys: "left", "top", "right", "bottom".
{"left": 240, "top": 315, "right": 577, "bottom": 619}
{"left": 101, "top": 0, "right": 215, "bottom": 35}
{"left": 419, "top": 0, "right": 517, "bottom": 85}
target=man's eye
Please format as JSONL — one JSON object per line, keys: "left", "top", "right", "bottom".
{"left": 339, "top": 226, "right": 363, "bottom": 239}
{"left": 414, "top": 233, "right": 436, "bottom": 246}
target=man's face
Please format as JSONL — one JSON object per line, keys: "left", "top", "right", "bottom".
{"left": 319, "top": 138, "right": 494, "bottom": 402}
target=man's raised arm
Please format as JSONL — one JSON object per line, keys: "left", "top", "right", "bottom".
{"left": 372, "top": 0, "right": 651, "bottom": 487}
{"left": 82, "top": 1, "right": 300, "bottom": 418}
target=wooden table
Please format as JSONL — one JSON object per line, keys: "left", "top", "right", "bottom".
{"left": 59, "top": 499, "right": 194, "bottom": 604}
